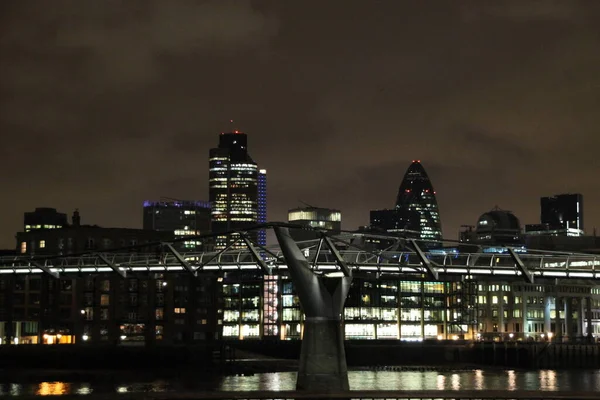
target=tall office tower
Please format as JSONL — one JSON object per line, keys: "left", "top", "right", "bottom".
{"left": 257, "top": 169, "right": 267, "bottom": 246}
{"left": 395, "top": 160, "right": 443, "bottom": 245}
{"left": 540, "top": 193, "right": 584, "bottom": 236}
{"left": 209, "top": 130, "right": 259, "bottom": 249}
{"left": 142, "top": 200, "right": 211, "bottom": 250}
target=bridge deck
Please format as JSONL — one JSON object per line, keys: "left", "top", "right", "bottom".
{"left": 0, "top": 250, "right": 599, "bottom": 280}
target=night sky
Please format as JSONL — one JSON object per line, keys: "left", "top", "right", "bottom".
{"left": 1, "top": 1, "right": 600, "bottom": 249}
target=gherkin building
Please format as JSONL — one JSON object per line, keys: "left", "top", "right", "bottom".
{"left": 395, "top": 160, "right": 443, "bottom": 245}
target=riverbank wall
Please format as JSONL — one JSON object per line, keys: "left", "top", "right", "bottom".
{"left": 1, "top": 340, "right": 600, "bottom": 376}
{"left": 231, "top": 340, "right": 600, "bottom": 369}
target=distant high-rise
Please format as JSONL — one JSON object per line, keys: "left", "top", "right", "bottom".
{"left": 257, "top": 169, "right": 267, "bottom": 246}
{"left": 540, "top": 193, "right": 584, "bottom": 236}
{"left": 475, "top": 208, "right": 523, "bottom": 246}
{"left": 142, "top": 200, "right": 211, "bottom": 250}
{"left": 395, "top": 161, "right": 443, "bottom": 244}
{"left": 369, "top": 209, "right": 420, "bottom": 236}
{"left": 288, "top": 206, "right": 341, "bottom": 243}
{"left": 209, "top": 130, "right": 259, "bottom": 249}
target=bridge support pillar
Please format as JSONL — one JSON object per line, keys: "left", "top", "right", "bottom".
{"left": 274, "top": 227, "right": 351, "bottom": 392}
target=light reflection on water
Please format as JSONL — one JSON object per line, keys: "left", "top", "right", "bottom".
{"left": 474, "top": 369, "right": 483, "bottom": 390}
{"left": 507, "top": 370, "right": 516, "bottom": 391}
{"left": 1, "top": 369, "right": 600, "bottom": 396}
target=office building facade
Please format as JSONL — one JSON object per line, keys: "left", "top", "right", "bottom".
{"left": 1, "top": 209, "right": 220, "bottom": 346}
{"left": 287, "top": 206, "right": 341, "bottom": 243}
{"left": 0, "top": 273, "right": 220, "bottom": 346}
{"left": 209, "top": 131, "right": 259, "bottom": 249}
{"left": 24, "top": 208, "right": 68, "bottom": 232}
{"left": 220, "top": 274, "right": 600, "bottom": 342}
{"left": 143, "top": 200, "right": 211, "bottom": 251}
{"left": 539, "top": 193, "right": 584, "bottom": 236}
{"left": 370, "top": 209, "right": 420, "bottom": 236}
{"left": 475, "top": 208, "right": 523, "bottom": 246}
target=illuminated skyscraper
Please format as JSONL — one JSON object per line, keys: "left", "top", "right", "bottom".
{"left": 209, "top": 131, "right": 258, "bottom": 249}
{"left": 395, "top": 160, "right": 443, "bottom": 245}
{"left": 257, "top": 169, "right": 267, "bottom": 246}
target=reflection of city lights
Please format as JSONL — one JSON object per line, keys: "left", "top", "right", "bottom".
{"left": 474, "top": 369, "right": 483, "bottom": 390}
{"left": 436, "top": 374, "right": 446, "bottom": 390}
{"left": 75, "top": 384, "right": 92, "bottom": 395}
{"left": 507, "top": 370, "right": 516, "bottom": 391}
{"left": 540, "top": 370, "right": 557, "bottom": 390}
{"left": 451, "top": 373, "right": 460, "bottom": 390}
{"left": 36, "top": 382, "right": 69, "bottom": 396}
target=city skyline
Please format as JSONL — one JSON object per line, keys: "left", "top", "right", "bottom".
{"left": 2, "top": 1, "right": 600, "bottom": 248}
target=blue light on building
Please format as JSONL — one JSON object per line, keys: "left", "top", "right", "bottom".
{"left": 258, "top": 169, "right": 267, "bottom": 246}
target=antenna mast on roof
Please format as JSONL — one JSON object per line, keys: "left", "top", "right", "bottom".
{"left": 160, "top": 196, "right": 183, "bottom": 202}
{"left": 299, "top": 200, "right": 316, "bottom": 208}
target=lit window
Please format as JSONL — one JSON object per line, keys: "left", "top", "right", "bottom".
{"left": 174, "top": 307, "right": 186, "bottom": 314}
{"left": 20, "top": 242, "right": 27, "bottom": 254}
{"left": 40, "top": 240, "right": 46, "bottom": 249}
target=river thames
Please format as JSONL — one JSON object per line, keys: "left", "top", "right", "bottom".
{"left": 1, "top": 369, "right": 600, "bottom": 396}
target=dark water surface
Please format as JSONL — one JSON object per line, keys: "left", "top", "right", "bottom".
{"left": 1, "top": 369, "right": 600, "bottom": 396}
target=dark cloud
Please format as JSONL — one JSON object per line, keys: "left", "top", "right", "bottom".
{"left": 1, "top": 1, "right": 600, "bottom": 248}
{"left": 461, "top": 1, "right": 592, "bottom": 23}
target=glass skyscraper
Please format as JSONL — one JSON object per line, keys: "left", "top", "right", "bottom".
{"left": 395, "top": 160, "right": 443, "bottom": 245}
{"left": 209, "top": 131, "right": 259, "bottom": 249}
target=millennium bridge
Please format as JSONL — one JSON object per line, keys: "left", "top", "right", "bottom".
{"left": 2, "top": 223, "right": 600, "bottom": 392}
{"left": 1, "top": 225, "right": 599, "bottom": 282}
